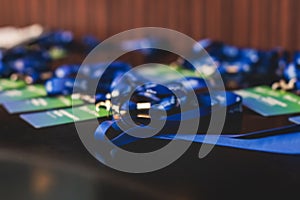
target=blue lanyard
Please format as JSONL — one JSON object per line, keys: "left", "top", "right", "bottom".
{"left": 182, "top": 40, "right": 290, "bottom": 89}
{"left": 0, "top": 30, "right": 75, "bottom": 83}
{"left": 45, "top": 61, "right": 132, "bottom": 97}
{"left": 95, "top": 118, "right": 300, "bottom": 155}
{"left": 272, "top": 51, "right": 300, "bottom": 91}
{"left": 94, "top": 91, "right": 243, "bottom": 147}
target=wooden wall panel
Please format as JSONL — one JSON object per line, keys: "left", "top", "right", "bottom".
{"left": 0, "top": 0, "right": 299, "bottom": 51}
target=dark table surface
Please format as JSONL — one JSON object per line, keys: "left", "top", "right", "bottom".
{"left": 0, "top": 51, "right": 300, "bottom": 200}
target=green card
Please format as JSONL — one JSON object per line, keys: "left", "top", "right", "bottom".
{"left": 3, "top": 95, "right": 84, "bottom": 113}
{"left": 0, "top": 78, "right": 26, "bottom": 92}
{"left": 234, "top": 85, "right": 300, "bottom": 116}
{"left": 0, "top": 85, "right": 47, "bottom": 104}
{"left": 20, "top": 104, "right": 109, "bottom": 128}
{"left": 135, "top": 64, "right": 203, "bottom": 83}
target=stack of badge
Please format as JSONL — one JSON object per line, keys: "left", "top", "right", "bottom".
{"left": 0, "top": 29, "right": 76, "bottom": 106}
{"left": 3, "top": 34, "right": 300, "bottom": 155}
{"left": 18, "top": 61, "right": 132, "bottom": 128}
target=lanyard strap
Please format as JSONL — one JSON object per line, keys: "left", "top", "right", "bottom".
{"left": 95, "top": 91, "right": 243, "bottom": 146}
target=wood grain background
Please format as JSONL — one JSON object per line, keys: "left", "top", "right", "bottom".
{"left": 0, "top": 0, "right": 299, "bottom": 51}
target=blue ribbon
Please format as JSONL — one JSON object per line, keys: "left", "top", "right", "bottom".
{"left": 95, "top": 91, "right": 245, "bottom": 150}
{"left": 95, "top": 122, "right": 300, "bottom": 154}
